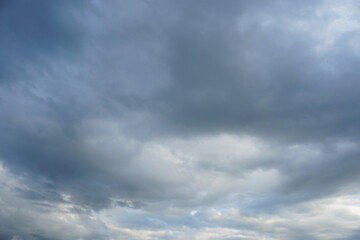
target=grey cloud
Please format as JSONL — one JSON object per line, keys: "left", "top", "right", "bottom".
{"left": 0, "top": 0, "right": 84, "bottom": 86}
{"left": 1, "top": 0, "right": 360, "bottom": 239}
{"left": 155, "top": 2, "right": 360, "bottom": 142}
{"left": 0, "top": 166, "right": 110, "bottom": 240}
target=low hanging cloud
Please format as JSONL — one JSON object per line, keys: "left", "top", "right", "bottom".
{"left": 1, "top": 0, "right": 360, "bottom": 239}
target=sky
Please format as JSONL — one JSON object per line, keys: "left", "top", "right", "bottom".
{"left": 1, "top": 0, "right": 360, "bottom": 239}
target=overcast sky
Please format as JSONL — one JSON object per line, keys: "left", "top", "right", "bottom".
{"left": 1, "top": 0, "right": 360, "bottom": 239}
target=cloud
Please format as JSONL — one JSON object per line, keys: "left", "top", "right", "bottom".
{"left": 1, "top": 0, "right": 360, "bottom": 239}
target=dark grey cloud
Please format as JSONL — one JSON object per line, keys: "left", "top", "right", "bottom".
{"left": 155, "top": 1, "right": 360, "bottom": 142}
{"left": 1, "top": 0, "right": 360, "bottom": 239}
{"left": 0, "top": 0, "right": 84, "bottom": 85}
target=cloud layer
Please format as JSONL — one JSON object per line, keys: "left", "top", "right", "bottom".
{"left": 1, "top": 0, "right": 360, "bottom": 239}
